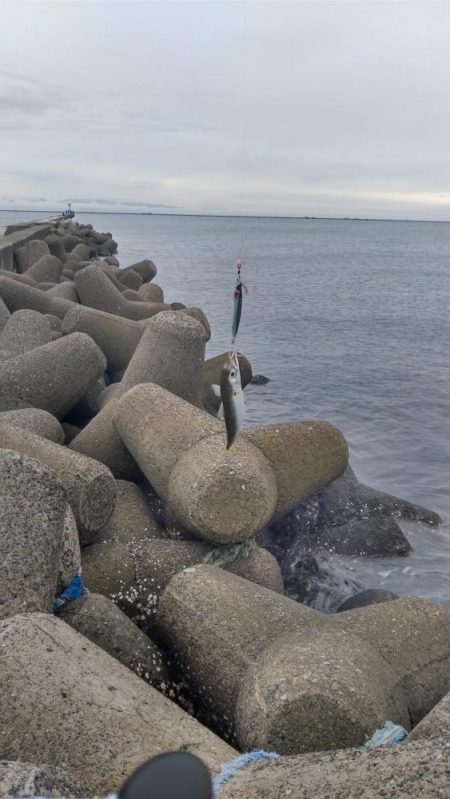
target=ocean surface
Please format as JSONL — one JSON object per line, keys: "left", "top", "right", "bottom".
{"left": 2, "top": 210, "right": 450, "bottom": 606}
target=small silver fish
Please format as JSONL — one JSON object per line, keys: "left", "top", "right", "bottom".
{"left": 217, "top": 352, "right": 244, "bottom": 450}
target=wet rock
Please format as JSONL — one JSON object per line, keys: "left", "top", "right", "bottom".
{"left": 304, "top": 515, "right": 412, "bottom": 556}
{"left": 282, "top": 551, "right": 364, "bottom": 612}
{"left": 0, "top": 613, "right": 234, "bottom": 793}
{"left": 0, "top": 332, "right": 106, "bottom": 418}
{"left": 250, "top": 374, "right": 270, "bottom": 384}
{"left": 336, "top": 588, "right": 400, "bottom": 612}
{"left": 58, "top": 592, "right": 171, "bottom": 689}
{"left": 0, "top": 449, "right": 66, "bottom": 619}
{"left": 319, "top": 464, "right": 441, "bottom": 527}
{"left": 0, "top": 423, "right": 116, "bottom": 535}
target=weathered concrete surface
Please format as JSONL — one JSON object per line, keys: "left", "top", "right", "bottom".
{"left": 0, "top": 277, "right": 74, "bottom": 319}
{"left": 157, "top": 566, "right": 450, "bottom": 751}
{"left": 0, "top": 613, "right": 235, "bottom": 794}
{"left": 0, "top": 449, "right": 67, "bottom": 619}
{"left": 114, "top": 384, "right": 278, "bottom": 543}
{"left": 96, "top": 480, "right": 163, "bottom": 543}
{"left": 0, "top": 332, "right": 106, "bottom": 418}
{"left": 157, "top": 565, "right": 321, "bottom": 738}
{"left": 0, "top": 423, "right": 116, "bottom": 534}
{"left": 74, "top": 264, "right": 169, "bottom": 320}
{"left": 333, "top": 596, "right": 450, "bottom": 725}
{"left": 117, "top": 311, "right": 207, "bottom": 406}
{"left": 70, "top": 398, "right": 140, "bottom": 481}
{"left": 0, "top": 310, "right": 52, "bottom": 358}
{"left": 0, "top": 223, "right": 54, "bottom": 272}
{"left": 218, "top": 737, "right": 450, "bottom": 799}
{"left": 62, "top": 305, "right": 144, "bottom": 372}
{"left": 82, "top": 540, "right": 283, "bottom": 634}
{"left": 0, "top": 760, "right": 80, "bottom": 799}
{"left": 0, "top": 408, "right": 64, "bottom": 443}
{"left": 59, "top": 592, "right": 171, "bottom": 688}
{"left": 242, "top": 421, "right": 349, "bottom": 521}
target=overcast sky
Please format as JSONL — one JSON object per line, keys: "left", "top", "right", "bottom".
{"left": 1, "top": 1, "right": 450, "bottom": 219}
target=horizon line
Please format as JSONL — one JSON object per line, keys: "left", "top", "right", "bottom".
{"left": 0, "top": 208, "right": 449, "bottom": 224}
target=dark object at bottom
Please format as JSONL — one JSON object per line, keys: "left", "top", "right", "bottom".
{"left": 250, "top": 374, "right": 270, "bottom": 385}
{"left": 118, "top": 752, "right": 213, "bottom": 799}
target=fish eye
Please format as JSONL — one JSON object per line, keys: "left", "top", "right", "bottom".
{"left": 230, "top": 370, "right": 236, "bottom": 377}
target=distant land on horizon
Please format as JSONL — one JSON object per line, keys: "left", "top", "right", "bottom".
{"left": 0, "top": 208, "right": 449, "bottom": 224}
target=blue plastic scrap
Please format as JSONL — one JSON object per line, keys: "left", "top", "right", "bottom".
{"left": 364, "top": 720, "right": 409, "bottom": 748}
{"left": 213, "top": 750, "right": 279, "bottom": 795}
{"left": 53, "top": 568, "right": 86, "bottom": 612}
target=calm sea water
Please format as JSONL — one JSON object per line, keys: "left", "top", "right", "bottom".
{"left": 2, "top": 210, "right": 450, "bottom": 605}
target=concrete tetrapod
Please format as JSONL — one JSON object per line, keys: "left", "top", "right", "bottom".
{"left": 157, "top": 565, "right": 450, "bottom": 753}
{"left": 59, "top": 592, "right": 172, "bottom": 689}
{"left": 218, "top": 738, "right": 450, "bottom": 799}
{"left": 114, "top": 384, "right": 278, "bottom": 543}
{"left": 61, "top": 305, "right": 145, "bottom": 372}
{"left": 0, "top": 423, "right": 116, "bottom": 534}
{"left": 0, "top": 449, "right": 67, "bottom": 619}
{"left": 242, "top": 421, "right": 349, "bottom": 521}
{"left": 0, "top": 408, "right": 64, "bottom": 443}
{"left": 26, "top": 254, "right": 63, "bottom": 283}
{"left": 119, "top": 311, "right": 208, "bottom": 406}
{"left": 81, "top": 539, "right": 283, "bottom": 634}
{"left": 0, "top": 332, "right": 106, "bottom": 418}
{"left": 96, "top": 479, "right": 164, "bottom": 543}
{"left": 156, "top": 564, "right": 323, "bottom": 740}
{"left": 0, "top": 613, "right": 235, "bottom": 794}
{"left": 74, "top": 264, "right": 170, "bottom": 320}
{"left": 0, "top": 277, "right": 75, "bottom": 318}
{"left": 15, "top": 239, "right": 49, "bottom": 272}
{"left": 0, "top": 310, "right": 53, "bottom": 358}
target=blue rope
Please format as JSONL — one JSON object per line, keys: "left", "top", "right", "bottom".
{"left": 213, "top": 750, "right": 279, "bottom": 795}
{"left": 365, "top": 720, "right": 408, "bottom": 748}
{"left": 53, "top": 568, "right": 86, "bottom": 612}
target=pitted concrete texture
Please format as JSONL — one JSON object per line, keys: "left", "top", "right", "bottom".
{"left": 0, "top": 613, "right": 235, "bottom": 794}
{"left": 0, "top": 449, "right": 66, "bottom": 619}
{"left": 0, "top": 408, "right": 64, "bottom": 443}
{"left": 0, "top": 332, "right": 106, "bottom": 418}
{"left": 218, "top": 737, "right": 450, "bottom": 799}
{"left": 0, "top": 310, "right": 53, "bottom": 358}
{"left": 0, "top": 423, "right": 116, "bottom": 533}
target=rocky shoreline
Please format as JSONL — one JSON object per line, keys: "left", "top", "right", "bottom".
{"left": 0, "top": 218, "right": 449, "bottom": 798}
